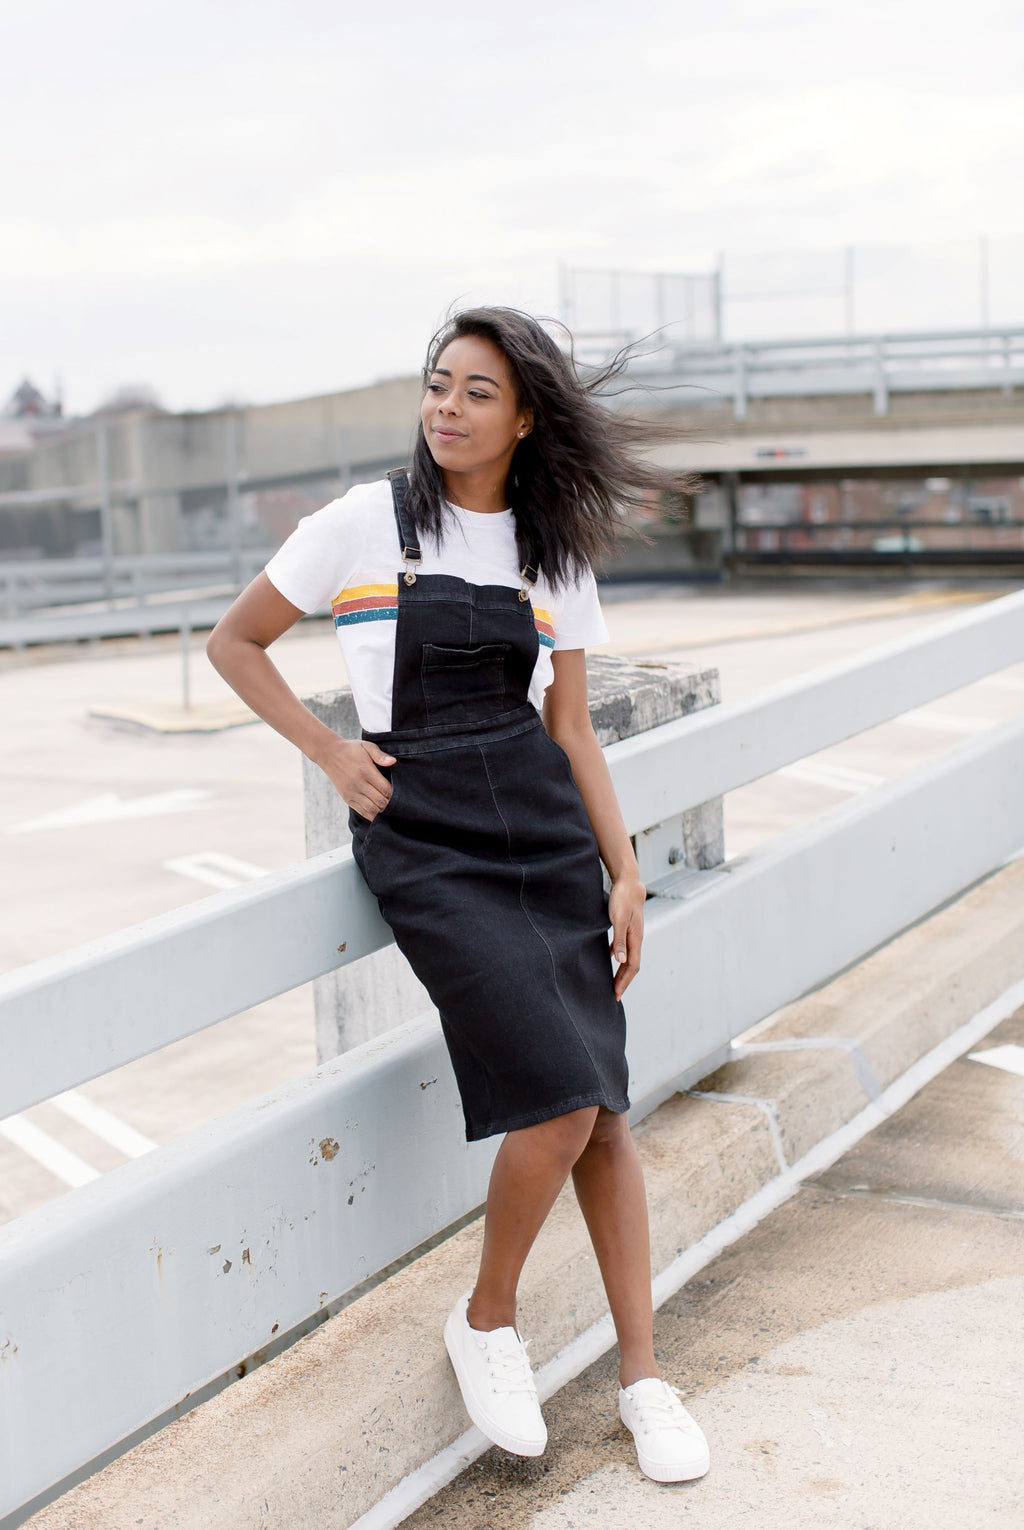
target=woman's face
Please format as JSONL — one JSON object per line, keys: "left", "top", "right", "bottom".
{"left": 420, "top": 334, "right": 532, "bottom": 488}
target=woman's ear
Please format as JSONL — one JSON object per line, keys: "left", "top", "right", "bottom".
{"left": 518, "top": 408, "right": 535, "bottom": 439}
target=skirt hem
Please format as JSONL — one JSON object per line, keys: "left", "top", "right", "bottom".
{"left": 464, "top": 1089, "right": 631, "bottom": 1143}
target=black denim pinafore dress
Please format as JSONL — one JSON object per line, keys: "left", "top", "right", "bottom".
{"left": 348, "top": 470, "right": 629, "bottom": 1142}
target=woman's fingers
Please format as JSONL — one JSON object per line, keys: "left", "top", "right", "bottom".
{"left": 611, "top": 910, "right": 643, "bottom": 1000}
{"left": 362, "top": 741, "right": 396, "bottom": 766}
{"left": 350, "top": 758, "right": 394, "bottom": 819}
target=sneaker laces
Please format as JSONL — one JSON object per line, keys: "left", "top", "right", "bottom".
{"left": 478, "top": 1334, "right": 538, "bottom": 1396}
{"left": 631, "top": 1382, "right": 702, "bottom": 1435}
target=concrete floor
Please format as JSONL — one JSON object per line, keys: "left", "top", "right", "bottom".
{"left": 2, "top": 576, "right": 1023, "bottom": 1227}
{"left": 401, "top": 1007, "right": 1024, "bottom": 1530}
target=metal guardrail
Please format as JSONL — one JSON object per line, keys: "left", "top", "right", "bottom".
{"left": 621, "top": 323, "right": 1024, "bottom": 419}
{"left": 733, "top": 518, "right": 1024, "bottom": 566}
{"left": 2, "top": 589, "right": 1024, "bottom": 1519}
{"left": 0, "top": 549, "right": 275, "bottom": 616}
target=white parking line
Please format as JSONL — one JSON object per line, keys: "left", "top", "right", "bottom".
{"left": 897, "top": 708, "right": 991, "bottom": 735}
{"left": 51, "top": 1089, "right": 157, "bottom": 1158}
{"left": 779, "top": 760, "right": 884, "bottom": 794}
{"left": 979, "top": 674, "right": 1024, "bottom": 695}
{"left": 7, "top": 789, "right": 214, "bottom": 834}
{"left": 0, "top": 1116, "right": 101, "bottom": 1188}
{"left": 967, "top": 1043, "right": 1024, "bottom": 1078}
{"left": 163, "top": 850, "right": 270, "bottom": 889}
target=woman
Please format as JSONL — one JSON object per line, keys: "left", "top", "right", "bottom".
{"left": 206, "top": 306, "right": 709, "bottom": 1485}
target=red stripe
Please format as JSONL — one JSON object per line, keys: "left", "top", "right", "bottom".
{"left": 332, "top": 594, "right": 399, "bottom": 615}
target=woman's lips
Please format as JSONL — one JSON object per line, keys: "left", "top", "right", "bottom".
{"left": 433, "top": 427, "right": 466, "bottom": 441}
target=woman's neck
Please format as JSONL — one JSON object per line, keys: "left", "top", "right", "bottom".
{"left": 441, "top": 469, "right": 510, "bottom": 515}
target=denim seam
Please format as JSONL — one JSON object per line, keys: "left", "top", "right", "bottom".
{"left": 477, "top": 744, "right": 604, "bottom": 1095}
{"left": 364, "top": 712, "right": 543, "bottom": 758}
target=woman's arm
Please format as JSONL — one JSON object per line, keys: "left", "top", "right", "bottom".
{"left": 205, "top": 574, "right": 396, "bottom": 820}
{"left": 543, "top": 647, "right": 645, "bottom": 1000}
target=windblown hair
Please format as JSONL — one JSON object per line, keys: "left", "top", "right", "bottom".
{"left": 408, "top": 305, "right": 701, "bottom": 588}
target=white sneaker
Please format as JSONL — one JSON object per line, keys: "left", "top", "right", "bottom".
{"left": 443, "top": 1291, "right": 547, "bottom": 1457}
{"left": 619, "top": 1377, "right": 710, "bottom": 1482}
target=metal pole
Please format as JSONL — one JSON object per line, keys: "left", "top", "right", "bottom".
{"left": 224, "top": 411, "right": 242, "bottom": 589}
{"left": 557, "top": 261, "right": 571, "bottom": 327}
{"left": 714, "top": 252, "right": 724, "bottom": 342}
{"left": 845, "top": 245, "right": 855, "bottom": 336}
{"left": 181, "top": 607, "right": 191, "bottom": 711}
{"left": 725, "top": 471, "right": 740, "bottom": 563}
{"left": 338, "top": 427, "right": 351, "bottom": 496}
{"left": 96, "top": 421, "right": 115, "bottom": 606}
{"left": 979, "top": 234, "right": 990, "bottom": 331}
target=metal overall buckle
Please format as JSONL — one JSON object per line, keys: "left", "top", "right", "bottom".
{"left": 402, "top": 545, "right": 422, "bottom": 586}
{"left": 518, "top": 561, "right": 538, "bottom": 602}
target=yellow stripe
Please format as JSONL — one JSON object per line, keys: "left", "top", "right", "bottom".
{"left": 331, "top": 581, "right": 400, "bottom": 606}
{"left": 532, "top": 605, "right": 553, "bottom": 623}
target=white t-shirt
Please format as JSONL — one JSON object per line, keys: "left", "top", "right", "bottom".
{"left": 263, "top": 476, "right": 610, "bottom": 732}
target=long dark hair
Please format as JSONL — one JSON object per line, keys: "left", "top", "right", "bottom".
{"left": 408, "top": 305, "right": 701, "bottom": 587}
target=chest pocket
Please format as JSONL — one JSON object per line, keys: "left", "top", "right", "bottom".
{"left": 420, "top": 642, "right": 511, "bottom": 726}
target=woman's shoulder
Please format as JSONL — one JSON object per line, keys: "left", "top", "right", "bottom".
{"left": 315, "top": 475, "right": 394, "bottom": 525}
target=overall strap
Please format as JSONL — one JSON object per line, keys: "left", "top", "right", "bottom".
{"left": 386, "top": 468, "right": 422, "bottom": 585}
{"left": 387, "top": 466, "right": 540, "bottom": 598}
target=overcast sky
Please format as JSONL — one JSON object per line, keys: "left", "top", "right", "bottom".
{"left": 3, "top": 0, "right": 1023, "bottom": 415}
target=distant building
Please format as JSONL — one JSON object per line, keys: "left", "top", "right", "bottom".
{"left": 0, "top": 378, "right": 67, "bottom": 457}
{"left": 6, "top": 378, "right": 62, "bottom": 420}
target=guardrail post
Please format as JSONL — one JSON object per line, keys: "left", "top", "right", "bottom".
{"left": 873, "top": 339, "right": 889, "bottom": 415}
{"left": 301, "top": 653, "right": 723, "bottom": 1060}
{"left": 733, "top": 345, "right": 748, "bottom": 420}
{"left": 96, "top": 420, "right": 115, "bottom": 605}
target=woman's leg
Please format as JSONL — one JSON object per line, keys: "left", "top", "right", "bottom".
{"left": 467, "top": 1105, "right": 599, "bottom": 1331}
{"left": 570, "top": 1107, "right": 659, "bottom": 1387}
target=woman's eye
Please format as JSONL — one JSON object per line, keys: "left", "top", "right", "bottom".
{"left": 427, "top": 383, "right": 445, "bottom": 394}
{"left": 469, "top": 391, "right": 492, "bottom": 401}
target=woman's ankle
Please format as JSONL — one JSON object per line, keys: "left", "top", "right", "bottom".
{"left": 619, "top": 1355, "right": 661, "bottom": 1388}
{"left": 466, "top": 1290, "right": 518, "bottom": 1332}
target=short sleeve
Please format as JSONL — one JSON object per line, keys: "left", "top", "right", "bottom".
{"left": 263, "top": 498, "right": 347, "bottom": 614}
{"left": 553, "top": 566, "right": 609, "bottom": 650}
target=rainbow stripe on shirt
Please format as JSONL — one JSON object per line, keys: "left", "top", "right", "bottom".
{"left": 331, "top": 583, "right": 399, "bottom": 627}
{"left": 533, "top": 606, "right": 555, "bottom": 649}
{"left": 330, "top": 581, "right": 555, "bottom": 648}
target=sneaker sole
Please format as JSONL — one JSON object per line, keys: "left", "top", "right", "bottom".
{"left": 443, "top": 1309, "right": 547, "bottom": 1458}
{"left": 620, "top": 1414, "right": 710, "bottom": 1482}
{"left": 633, "top": 1447, "right": 710, "bottom": 1483}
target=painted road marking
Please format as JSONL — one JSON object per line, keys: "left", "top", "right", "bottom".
{"left": 779, "top": 760, "right": 884, "bottom": 794}
{"left": 897, "top": 708, "right": 991, "bottom": 735}
{"left": 0, "top": 1116, "right": 101, "bottom": 1188}
{"left": 163, "top": 850, "right": 269, "bottom": 889}
{"left": 967, "top": 1044, "right": 1024, "bottom": 1078}
{"left": 51, "top": 1089, "right": 157, "bottom": 1157}
{"left": 979, "top": 674, "right": 1024, "bottom": 695}
{"left": 7, "top": 788, "right": 214, "bottom": 834}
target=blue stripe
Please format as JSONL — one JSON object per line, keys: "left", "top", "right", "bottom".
{"left": 537, "top": 632, "right": 555, "bottom": 649}
{"left": 334, "top": 608, "right": 399, "bottom": 628}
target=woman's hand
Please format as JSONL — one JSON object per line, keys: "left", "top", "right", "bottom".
{"left": 319, "top": 737, "right": 396, "bottom": 821}
{"left": 608, "top": 872, "right": 646, "bottom": 1001}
